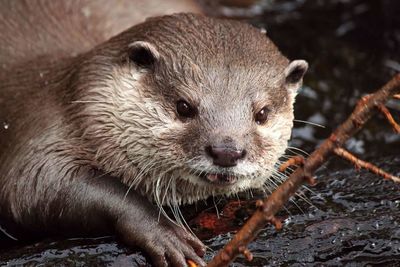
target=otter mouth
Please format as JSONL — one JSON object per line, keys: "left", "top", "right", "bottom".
{"left": 198, "top": 172, "right": 238, "bottom": 185}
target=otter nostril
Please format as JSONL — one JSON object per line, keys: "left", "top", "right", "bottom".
{"left": 205, "top": 145, "right": 246, "bottom": 167}
{"left": 205, "top": 145, "right": 215, "bottom": 158}
{"left": 240, "top": 149, "right": 247, "bottom": 159}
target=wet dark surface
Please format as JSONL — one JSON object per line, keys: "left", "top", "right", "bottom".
{"left": 1, "top": 0, "right": 399, "bottom": 266}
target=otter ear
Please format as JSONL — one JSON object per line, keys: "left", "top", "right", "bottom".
{"left": 128, "top": 41, "right": 160, "bottom": 69}
{"left": 284, "top": 60, "right": 308, "bottom": 93}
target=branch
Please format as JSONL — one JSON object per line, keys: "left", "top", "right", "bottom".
{"left": 377, "top": 105, "right": 400, "bottom": 133}
{"left": 206, "top": 74, "right": 400, "bottom": 267}
{"left": 334, "top": 147, "right": 400, "bottom": 183}
{"left": 278, "top": 155, "right": 304, "bottom": 172}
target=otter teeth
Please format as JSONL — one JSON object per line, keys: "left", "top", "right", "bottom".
{"left": 205, "top": 173, "right": 237, "bottom": 185}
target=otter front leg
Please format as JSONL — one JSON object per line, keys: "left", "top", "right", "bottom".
{"left": 36, "top": 173, "right": 206, "bottom": 267}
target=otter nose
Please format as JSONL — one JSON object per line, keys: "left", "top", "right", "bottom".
{"left": 205, "top": 145, "right": 246, "bottom": 167}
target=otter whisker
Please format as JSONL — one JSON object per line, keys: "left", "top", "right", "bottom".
{"left": 155, "top": 175, "right": 178, "bottom": 227}
{"left": 294, "top": 119, "right": 325, "bottom": 128}
{"left": 160, "top": 174, "right": 174, "bottom": 207}
{"left": 294, "top": 190, "right": 315, "bottom": 207}
{"left": 133, "top": 158, "right": 159, "bottom": 181}
{"left": 175, "top": 202, "right": 197, "bottom": 237}
{"left": 124, "top": 158, "right": 160, "bottom": 200}
{"left": 271, "top": 168, "right": 315, "bottom": 211}
{"left": 287, "top": 146, "right": 310, "bottom": 156}
{"left": 154, "top": 172, "right": 176, "bottom": 224}
{"left": 70, "top": 100, "right": 113, "bottom": 104}
{"left": 248, "top": 188, "right": 254, "bottom": 199}
{"left": 212, "top": 194, "right": 220, "bottom": 219}
{"left": 301, "top": 186, "right": 323, "bottom": 201}
{"left": 0, "top": 224, "right": 18, "bottom": 241}
{"left": 170, "top": 181, "right": 187, "bottom": 228}
{"left": 158, "top": 173, "right": 175, "bottom": 222}
{"left": 235, "top": 193, "right": 241, "bottom": 204}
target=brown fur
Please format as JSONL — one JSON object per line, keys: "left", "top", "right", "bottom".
{"left": 0, "top": 0, "right": 201, "bottom": 68}
{"left": 0, "top": 3, "right": 307, "bottom": 266}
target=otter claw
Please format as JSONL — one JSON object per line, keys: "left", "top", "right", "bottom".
{"left": 117, "top": 213, "right": 205, "bottom": 267}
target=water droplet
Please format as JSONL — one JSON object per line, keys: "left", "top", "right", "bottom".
{"left": 334, "top": 257, "right": 342, "bottom": 263}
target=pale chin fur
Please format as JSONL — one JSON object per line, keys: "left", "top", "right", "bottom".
{"left": 136, "top": 167, "right": 274, "bottom": 206}
{"left": 130, "top": 141, "right": 289, "bottom": 206}
{"left": 79, "top": 66, "right": 293, "bottom": 206}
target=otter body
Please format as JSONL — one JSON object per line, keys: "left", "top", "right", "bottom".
{"left": 0, "top": 1, "right": 307, "bottom": 266}
{"left": 0, "top": 0, "right": 201, "bottom": 68}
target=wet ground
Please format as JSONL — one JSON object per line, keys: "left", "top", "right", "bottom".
{"left": 1, "top": 0, "right": 399, "bottom": 266}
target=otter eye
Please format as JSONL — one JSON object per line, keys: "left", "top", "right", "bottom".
{"left": 255, "top": 106, "right": 270, "bottom": 125}
{"left": 176, "top": 100, "right": 197, "bottom": 118}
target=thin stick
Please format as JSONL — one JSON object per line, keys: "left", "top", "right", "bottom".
{"left": 207, "top": 74, "right": 400, "bottom": 267}
{"left": 278, "top": 155, "right": 304, "bottom": 172}
{"left": 377, "top": 105, "right": 400, "bottom": 133}
{"left": 334, "top": 147, "right": 400, "bottom": 183}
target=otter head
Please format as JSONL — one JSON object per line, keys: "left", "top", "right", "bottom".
{"left": 75, "top": 13, "right": 307, "bottom": 205}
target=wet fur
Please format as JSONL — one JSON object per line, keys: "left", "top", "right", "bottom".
{"left": 0, "top": 7, "right": 306, "bottom": 264}
{"left": 0, "top": 13, "right": 300, "bottom": 219}
{"left": 66, "top": 14, "right": 298, "bottom": 206}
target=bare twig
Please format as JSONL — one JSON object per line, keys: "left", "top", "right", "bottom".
{"left": 377, "top": 105, "right": 400, "bottom": 133}
{"left": 278, "top": 155, "right": 304, "bottom": 173}
{"left": 207, "top": 74, "right": 400, "bottom": 267}
{"left": 238, "top": 246, "right": 253, "bottom": 261}
{"left": 334, "top": 147, "right": 400, "bottom": 183}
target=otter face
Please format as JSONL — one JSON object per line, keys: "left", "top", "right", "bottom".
{"left": 77, "top": 14, "right": 307, "bottom": 205}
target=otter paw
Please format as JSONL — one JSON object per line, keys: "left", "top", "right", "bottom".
{"left": 116, "top": 216, "right": 206, "bottom": 267}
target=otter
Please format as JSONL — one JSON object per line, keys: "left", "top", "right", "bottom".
{"left": 0, "top": 1, "right": 308, "bottom": 266}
